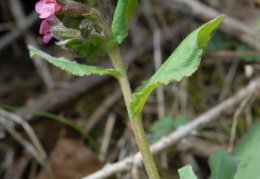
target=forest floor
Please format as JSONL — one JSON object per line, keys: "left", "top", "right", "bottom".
{"left": 0, "top": 0, "right": 260, "bottom": 178}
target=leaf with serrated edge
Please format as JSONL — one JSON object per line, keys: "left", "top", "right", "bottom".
{"left": 111, "top": 0, "right": 138, "bottom": 44}
{"left": 130, "top": 15, "right": 225, "bottom": 118}
{"left": 178, "top": 165, "right": 198, "bottom": 179}
{"left": 28, "top": 46, "right": 119, "bottom": 78}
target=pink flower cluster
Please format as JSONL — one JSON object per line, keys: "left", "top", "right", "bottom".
{"left": 35, "top": 0, "right": 61, "bottom": 43}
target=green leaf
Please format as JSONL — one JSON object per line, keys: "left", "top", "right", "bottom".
{"left": 61, "top": 34, "right": 106, "bottom": 60}
{"left": 28, "top": 46, "right": 119, "bottom": 78}
{"left": 111, "top": 0, "right": 139, "bottom": 44}
{"left": 178, "top": 165, "right": 198, "bottom": 179}
{"left": 130, "top": 15, "right": 225, "bottom": 118}
{"left": 234, "top": 121, "right": 260, "bottom": 179}
{"left": 150, "top": 116, "right": 189, "bottom": 143}
{"left": 209, "top": 150, "right": 238, "bottom": 179}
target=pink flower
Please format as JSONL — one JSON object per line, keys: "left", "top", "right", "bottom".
{"left": 35, "top": 0, "right": 61, "bottom": 19}
{"left": 39, "top": 15, "right": 59, "bottom": 43}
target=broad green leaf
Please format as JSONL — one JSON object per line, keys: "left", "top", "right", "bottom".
{"left": 150, "top": 116, "right": 189, "bottom": 143}
{"left": 28, "top": 46, "right": 119, "bottom": 78}
{"left": 234, "top": 121, "right": 260, "bottom": 179}
{"left": 209, "top": 150, "right": 238, "bottom": 179}
{"left": 130, "top": 15, "right": 225, "bottom": 118}
{"left": 178, "top": 165, "right": 198, "bottom": 179}
{"left": 111, "top": 0, "right": 139, "bottom": 44}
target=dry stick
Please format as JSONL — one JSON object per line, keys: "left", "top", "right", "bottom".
{"left": 0, "top": 117, "right": 42, "bottom": 165}
{"left": 157, "top": 0, "right": 260, "bottom": 50}
{"left": 84, "top": 89, "right": 121, "bottom": 133}
{"left": 0, "top": 109, "right": 53, "bottom": 179}
{"left": 178, "top": 137, "right": 222, "bottom": 158}
{"left": 0, "top": 11, "right": 38, "bottom": 52}
{"left": 83, "top": 77, "right": 260, "bottom": 179}
{"left": 206, "top": 50, "right": 260, "bottom": 58}
{"left": 0, "top": 22, "right": 15, "bottom": 32}
{"left": 2, "top": 149, "right": 14, "bottom": 179}
{"left": 8, "top": 0, "right": 55, "bottom": 90}
{"left": 228, "top": 94, "right": 253, "bottom": 152}
{"left": 0, "top": 109, "right": 46, "bottom": 158}
{"left": 218, "top": 59, "right": 240, "bottom": 101}
{"left": 99, "top": 113, "right": 116, "bottom": 162}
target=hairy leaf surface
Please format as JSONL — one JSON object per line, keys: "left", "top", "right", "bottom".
{"left": 111, "top": 0, "right": 138, "bottom": 44}
{"left": 28, "top": 46, "right": 119, "bottom": 78}
{"left": 130, "top": 16, "right": 224, "bottom": 118}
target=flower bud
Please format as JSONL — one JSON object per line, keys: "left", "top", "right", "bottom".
{"left": 51, "top": 25, "right": 81, "bottom": 40}
{"left": 63, "top": 2, "right": 90, "bottom": 17}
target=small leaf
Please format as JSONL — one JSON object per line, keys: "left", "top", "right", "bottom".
{"left": 234, "top": 121, "right": 260, "bottom": 179}
{"left": 197, "top": 16, "right": 225, "bottom": 49}
{"left": 111, "top": 0, "right": 138, "bottom": 44}
{"left": 209, "top": 150, "right": 238, "bottom": 179}
{"left": 178, "top": 165, "right": 198, "bottom": 179}
{"left": 130, "top": 15, "right": 225, "bottom": 118}
{"left": 28, "top": 46, "right": 119, "bottom": 78}
{"left": 61, "top": 33, "right": 106, "bottom": 60}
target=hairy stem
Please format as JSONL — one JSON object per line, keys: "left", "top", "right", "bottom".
{"left": 107, "top": 45, "right": 160, "bottom": 179}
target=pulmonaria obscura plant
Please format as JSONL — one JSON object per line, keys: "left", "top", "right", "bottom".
{"left": 35, "top": 0, "right": 108, "bottom": 59}
{"left": 30, "top": 0, "right": 225, "bottom": 178}
{"left": 35, "top": 0, "right": 61, "bottom": 43}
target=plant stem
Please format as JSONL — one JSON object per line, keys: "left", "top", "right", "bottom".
{"left": 107, "top": 45, "right": 160, "bottom": 179}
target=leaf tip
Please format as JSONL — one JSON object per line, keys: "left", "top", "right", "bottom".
{"left": 197, "top": 15, "right": 225, "bottom": 49}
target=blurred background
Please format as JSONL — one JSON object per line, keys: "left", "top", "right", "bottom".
{"left": 1, "top": 0, "right": 260, "bottom": 178}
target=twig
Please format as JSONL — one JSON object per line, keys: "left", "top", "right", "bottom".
{"left": 0, "top": 109, "right": 53, "bottom": 179}
{"left": 83, "top": 77, "right": 260, "bottom": 179}
{"left": 218, "top": 59, "right": 240, "bottom": 101}
{"left": 0, "top": 22, "right": 15, "bottom": 32}
{"left": 178, "top": 137, "right": 222, "bottom": 157}
{"left": 2, "top": 149, "right": 14, "bottom": 179}
{"left": 84, "top": 89, "right": 121, "bottom": 132}
{"left": 0, "top": 11, "right": 38, "bottom": 52}
{"left": 157, "top": 0, "right": 260, "bottom": 50}
{"left": 0, "top": 117, "right": 42, "bottom": 164}
{"left": 99, "top": 113, "right": 116, "bottom": 162}
{"left": 206, "top": 50, "right": 260, "bottom": 58}
{"left": 228, "top": 94, "right": 253, "bottom": 152}
{"left": 0, "top": 109, "right": 47, "bottom": 161}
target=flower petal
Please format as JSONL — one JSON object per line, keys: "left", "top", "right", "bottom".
{"left": 43, "top": 33, "right": 53, "bottom": 43}
{"left": 35, "top": 1, "right": 56, "bottom": 18}
{"left": 39, "top": 19, "right": 50, "bottom": 34}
